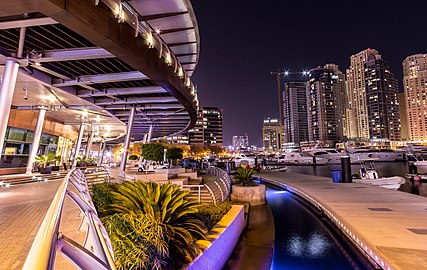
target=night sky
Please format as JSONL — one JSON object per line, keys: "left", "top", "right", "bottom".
{"left": 191, "top": 0, "right": 427, "bottom": 146}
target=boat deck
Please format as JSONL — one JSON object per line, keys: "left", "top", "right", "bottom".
{"left": 258, "top": 171, "right": 427, "bottom": 270}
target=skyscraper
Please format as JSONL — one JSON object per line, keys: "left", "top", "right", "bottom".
{"left": 282, "top": 81, "right": 309, "bottom": 145}
{"left": 346, "top": 48, "right": 400, "bottom": 141}
{"left": 188, "top": 107, "right": 223, "bottom": 147}
{"left": 306, "top": 65, "right": 345, "bottom": 145}
{"left": 365, "top": 56, "right": 401, "bottom": 140}
{"left": 262, "top": 118, "right": 281, "bottom": 151}
{"left": 346, "top": 49, "right": 380, "bottom": 139}
{"left": 402, "top": 54, "right": 427, "bottom": 141}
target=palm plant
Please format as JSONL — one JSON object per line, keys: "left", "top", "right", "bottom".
{"left": 108, "top": 181, "right": 207, "bottom": 268}
{"left": 234, "top": 167, "right": 258, "bottom": 186}
{"left": 35, "top": 154, "right": 53, "bottom": 168}
{"left": 102, "top": 213, "right": 169, "bottom": 270}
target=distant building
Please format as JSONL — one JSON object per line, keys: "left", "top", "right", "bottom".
{"left": 346, "top": 48, "right": 400, "bottom": 141}
{"left": 282, "top": 81, "right": 309, "bottom": 145}
{"left": 166, "top": 135, "right": 189, "bottom": 145}
{"left": 262, "top": 118, "right": 281, "bottom": 151}
{"left": 306, "top": 64, "right": 345, "bottom": 146}
{"left": 188, "top": 107, "right": 223, "bottom": 147}
{"left": 232, "top": 135, "right": 249, "bottom": 149}
{"left": 403, "top": 54, "right": 427, "bottom": 141}
{"left": 365, "top": 56, "right": 401, "bottom": 140}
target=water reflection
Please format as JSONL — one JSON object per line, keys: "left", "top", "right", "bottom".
{"left": 282, "top": 162, "right": 427, "bottom": 197}
{"left": 267, "top": 188, "right": 374, "bottom": 270}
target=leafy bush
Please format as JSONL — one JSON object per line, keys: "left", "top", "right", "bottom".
{"left": 216, "top": 162, "right": 226, "bottom": 170}
{"left": 234, "top": 167, "right": 258, "bottom": 186}
{"left": 141, "top": 142, "right": 165, "bottom": 162}
{"left": 91, "top": 183, "right": 118, "bottom": 218}
{"left": 102, "top": 213, "right": 169, "bottom": 270}
{"left": 195, "top": 202, "right": 232, "bottom": 230}
{"left": 166, "top": 147, "right": 183, "bottom": 163}
{"left": 128, "top": 154, "right": 139, "bottom": 161}
{"left": 107, "top": 181, "right": 207, "bottom": 269}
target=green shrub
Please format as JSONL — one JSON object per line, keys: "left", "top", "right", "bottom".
{"left": 90, "top": 183, "right": 118, "bottom": 218}
{"left": 102, "top": 213, "right": 169, "bottom": 270}
{"left": 234, "top": 167, "right": 258, "bottom": 187}
{"left": 107, "top": 181, "right": 207, "bottom": 269}
{"left": 216, "top": 162, "right": 226, "bottom": 170}
{"left": 128, "top": 154, "right": 139, "bottom": 161}
{"left": 195, "top": 202, "right": 232, "bottom": 230}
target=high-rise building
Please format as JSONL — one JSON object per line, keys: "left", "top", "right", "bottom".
{"left": 346, "top": 49, "right": 381, "bottom": 139}
{"left": 306, "top": 65, "right": 345, "bottom": 145}
{"left": 403, "top": 54, "right": 427, "bottom": 141}
{"left": 282, "top": 81, "right": 309, "bottom": 145}
{"left": 262, "top": 118, "right": 281, "bottom": 151}
{"left": 232, "top": 135, "right": 249, "bottom": 149}
{"left": 326, "top": 64, "right": 347, "bottom": 139}
{"left": 365, "top": 56, "right": 401, "bottom": 140}
{"left": 346, "top": 48, "right": 400, "bottom": 141}
{"left": 188, "top": 107, "right": 223, "bottom": 147}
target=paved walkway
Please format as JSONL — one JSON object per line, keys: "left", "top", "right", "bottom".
{"left": 258, "top": 171, "right": 427, "bottom": 270}
{"left": 0, "top": 180, "right": 62, "bottom": 269}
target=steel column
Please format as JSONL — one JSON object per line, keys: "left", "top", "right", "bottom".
{"left": 26, "top": 109, "right": 46, "bottom": 174}
{"left": 73, "top": 124, "right": 86, "bottom": 168}
{"left": 85, "top": 130, "right": 94, "bottom": 158}
{"left": 147, "top": 124, "right": 154, "bottom": 142}
{"left": 120, "top": 106, "right": 136, "bottom": 174}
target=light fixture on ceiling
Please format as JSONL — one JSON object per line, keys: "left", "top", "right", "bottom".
{"left": 23, "top": 83, "right": 28, "bottom": 100}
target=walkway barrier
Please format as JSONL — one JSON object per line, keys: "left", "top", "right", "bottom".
{"left": 23, "top": 168, "right": 116, "bottom": 270}
{"left": 181, "top": 167, "right": 231, "bottom": 205}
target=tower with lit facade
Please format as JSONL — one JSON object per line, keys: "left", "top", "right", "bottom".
{"left": 365, "top": 56, "right": 401, "bottom": 140}
{"left": 282, "top": 81, "right": 309, "bottom": 145}
{"left": 403, "top": 54, "right": 427, "bottom": 141}
{"left": 306, "top": 64, "right": 345, "bottom": 145}
{"left": 262, "top": 118, "right": 281, "bottom": 151}
{"left": 188, "top": 107, "right": 223, "bottom": 147}
{"left": 346, "top": 49, "right": 380, "bottom": 139}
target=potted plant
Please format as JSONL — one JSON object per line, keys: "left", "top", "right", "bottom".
{"left": 51, "top": 155, "right": 61, "bottom": 171}
{"left": 231, "top": 166, "right": 266, "bottom": 205}
{"left": 35, "top": 154, "right": 54, "bottom": 174}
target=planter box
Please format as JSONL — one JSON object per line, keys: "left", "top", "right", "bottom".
{"left": 51, "top": 165, "right": 60, "bottom": 171}
{"left": 186, "top": 205, "right": 245, "bottom": 270}
{"left": 40, "top": 166, "right": 52, "bottom": 174}
{"left": 231, "top": 184, "right": 266, "bottom": 206}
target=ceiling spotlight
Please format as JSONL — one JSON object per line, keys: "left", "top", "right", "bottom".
{"left": 155, "top": 28, "right": 161, "bottom": 34}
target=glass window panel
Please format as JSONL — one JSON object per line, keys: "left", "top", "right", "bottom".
{"left": 7, "top": 127, "right": 26, "bottom": 141}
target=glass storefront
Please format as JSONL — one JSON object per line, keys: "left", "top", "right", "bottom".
{"left": 0, "top": 126, "right": 68, "bottom": 168}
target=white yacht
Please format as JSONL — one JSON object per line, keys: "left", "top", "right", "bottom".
{"left": 344, "top": 145, "right": 403, "bottom": 162}
{"left": 277, "top": 152, "right": 328, "bottom": 165}
{"left": 232, "top": 153, "right": 256, "bottom": 167}
{"left": 304, "top": 148, "right": 346, "bottom": 164}
{"left": 352, "top": 159, "right": 405, "bottom": 190}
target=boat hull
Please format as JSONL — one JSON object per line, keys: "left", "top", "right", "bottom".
{"left": 352, "top": 176, "right": 405, "bottom": 190}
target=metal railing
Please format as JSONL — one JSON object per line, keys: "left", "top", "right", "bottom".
{"left": 23, "top": 168, "right": 116, "bottom": 270}
{"left": 181, "top": 167, "right": 231, "bottom": 205}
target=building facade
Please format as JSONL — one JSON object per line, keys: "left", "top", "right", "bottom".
{"left": 262, "top": 118, "right": 281, "bottom": 151}
{"left": 403, "top": 54, "right": 427, "bottom": 141}
{"left": 306, "top": 65, "right": 345, "bottom": 146}
{"left": 346, "top": 49, "right": 381, "bottom": 139}
{"left": 232, "top": 135, "right": 249, "bottom": 150}
{"left": 282, "top": 81, "right": 309, "bottom": 145}
{"left": 365, "top": 56, "right": 401, "bottom": 140}
{"left": 188, "top": 107, "right": 223, "bottom": 147}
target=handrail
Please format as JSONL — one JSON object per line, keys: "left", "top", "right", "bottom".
{"left": 23, "top": 168, "right": 116, "bottom": 270}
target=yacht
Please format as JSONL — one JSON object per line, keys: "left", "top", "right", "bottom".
{"left": 344, "top": 144, "right": 403, "bottom": 162}
{"left": 304, "top": 148, "right": 346, "bottom": 164}
{"left": 277, "top": 152, "right": 328, "bottom": 165}
{"left": 232, "top": 153, "right": 256, "bottom": 167}
{"left": 352, "top": 159, "right": 405, "bottom": 190}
